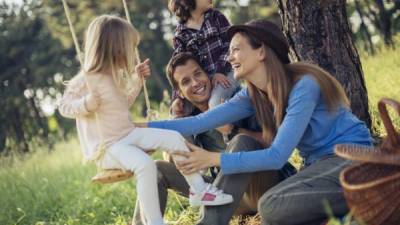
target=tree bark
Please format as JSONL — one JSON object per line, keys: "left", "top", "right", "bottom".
{"left": 276, "top": 0, "right": 372, "bottom": 129}
{"left": 11, "top": 109, "right": 29, "bottom": 153}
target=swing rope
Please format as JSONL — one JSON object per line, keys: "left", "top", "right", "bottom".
{"left": 121, "top": 0, "right": 154, "bottom": 120}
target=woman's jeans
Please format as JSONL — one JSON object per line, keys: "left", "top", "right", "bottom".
{"left": 258, "top": 155, "right": 350, "bottom": 225}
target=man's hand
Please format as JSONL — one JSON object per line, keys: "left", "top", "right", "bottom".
{"left": 212, "top": 73, "right": 231, "bottom": 89}
{"left": 135, "top": 58, "right": 151, "bottom": 79}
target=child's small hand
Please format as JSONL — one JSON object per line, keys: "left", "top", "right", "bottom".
{"left": 85, "top": 92, "right": 101, "bottom": 112}
{"left": 135, "top": 58, "right": 151, "bottom": 80}
{"left": 170, "top": 98, "right": 185, "bottom": 118}
{"left": 212, "top": 73, "right": 231, "bottom": 89}
{"left": 216, "top": 124, "right": 233, "bottom": 135}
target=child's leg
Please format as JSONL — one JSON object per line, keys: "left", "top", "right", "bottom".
{"left": 208, "top": 71, "right": 239, "bottom": 108}
{"left": 126, "top": 128, "right": 234, "bottom": 206}
{"left": 100, "top": 140, "right": 165, "bottom": 225}
{"left": 124, "top": 127, "right": 207, "bottom": 193}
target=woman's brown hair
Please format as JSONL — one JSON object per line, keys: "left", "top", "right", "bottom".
{"left": 237, "top": 31, "right": 350, "bottom": 144}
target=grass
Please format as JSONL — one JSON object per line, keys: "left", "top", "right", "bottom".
{"left": 361, "top": 43, "right": 400, "bottom": 135}
{"left": 1, "top": 44, "right": 399, "bottom": 225}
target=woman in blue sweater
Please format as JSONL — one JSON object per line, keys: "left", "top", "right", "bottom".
{"left": 144, "top": 20, "right": 372, "bottom": 225}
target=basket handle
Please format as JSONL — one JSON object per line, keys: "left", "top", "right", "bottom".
{"left": 378, "top": 98, "right": 400, "bottom": 150}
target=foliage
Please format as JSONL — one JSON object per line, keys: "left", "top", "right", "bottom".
{"left": 347, "top": 0, "right": 400, "bottom": 54}
{"left": 361, "top": 35, "right": 400, "bottom": 136}
{"left": 0, "top": 1, "right": 77, "bottom": 154}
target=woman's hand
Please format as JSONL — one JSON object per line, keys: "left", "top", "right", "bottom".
{"left": 173, "top": 141, "right": 221, "bottom": 175}
{"left": 135, "top": 58, "right": 151, "bottom": 79}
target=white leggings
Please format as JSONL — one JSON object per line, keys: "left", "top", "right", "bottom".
{"left": 99, "top": 127, "right": 207, "bottom": 225}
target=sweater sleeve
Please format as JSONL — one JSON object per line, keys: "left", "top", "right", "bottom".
{"left": 127, "top": 75, "right": 143, "bottom": 107}
{"left": 148, "top": 88, "right": 254, "bottom": 136}
{"left": 58, "top": 79, "right": 90, "bottom": 119}
{"left": 220, "top": 76, "right": 321, "bottom": 174}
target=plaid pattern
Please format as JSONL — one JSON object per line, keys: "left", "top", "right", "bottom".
{"left": 171, "top": 9, "right": 231, "bottom": 100}
{"left": 173, "top": 9, "right": 231, "bottom": 76}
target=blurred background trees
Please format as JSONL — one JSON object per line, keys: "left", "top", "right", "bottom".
{"left": 1, "top": 0, "right": 399, "bottom": 154}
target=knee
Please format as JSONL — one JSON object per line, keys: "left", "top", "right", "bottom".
{"left": 163, "top": 129, "right": 184, "bottom": 142}
{"left": 258, "top": 192, "right": 285, "bottom": 224}
{"left": 227, "top": 134, "right": 263, "bottom": 153}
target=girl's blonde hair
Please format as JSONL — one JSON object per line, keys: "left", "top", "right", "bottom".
{"left": 82, "top": 15, "right": 140, "bottom": 94}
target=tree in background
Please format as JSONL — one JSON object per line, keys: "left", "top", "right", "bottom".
{"left": 276, "top": 0, "right": 372, "bottom": 130}
{"left": 368, "top": 0, "right": 400, "bottom": 47}
{"left": 348, "top": 0, "right": 399, "bottom": 52}
{"left": 0, "top": 1, "right": 75, "bottom": 153}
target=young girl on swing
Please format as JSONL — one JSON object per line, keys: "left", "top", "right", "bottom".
{"left": 58, "top": 15, "right": 232, "bottom": 225}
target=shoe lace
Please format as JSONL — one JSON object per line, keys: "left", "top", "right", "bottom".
{"left": 206, "top": 184, "right": 223, "bottom": 195}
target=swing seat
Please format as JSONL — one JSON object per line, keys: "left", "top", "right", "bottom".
{"left": 91, "top": 169, "right": 134, "bottom": 184}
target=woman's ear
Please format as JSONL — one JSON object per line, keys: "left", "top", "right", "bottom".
{"left": 258, "top": 46, "right": 266, "bottom": 62}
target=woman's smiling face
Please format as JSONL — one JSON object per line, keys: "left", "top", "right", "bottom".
{"left": 228, "top": 32, "right": 264, "bottom": 80}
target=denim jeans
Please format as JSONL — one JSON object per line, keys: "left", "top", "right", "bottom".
{"left": 258, "top": 155, "right": 351, "bottom": 225}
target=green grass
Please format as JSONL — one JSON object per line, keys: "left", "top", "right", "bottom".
{"left": 0, "top": 140, "right": 138, "bottom": 225}
{"left": 361, "top": 44, "right": 400, "bottom": 135}
{"left": 1, "top": 45, "right": 399, "bottom": 225}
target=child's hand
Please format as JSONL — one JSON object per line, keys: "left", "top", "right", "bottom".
{"left": 85, "top": 92, "right": 101, "bottom": 112}
{"left": 170, "top": 98, "right": 185, "bottom": 118}
{"left": 212, "top": 73, "right": 231, "bottom": 89}
{"left": 135, "top": 58, "right": 151, "bottom": 80}
{"left": 216, "top": 124, "right": 233, "bottom": 135}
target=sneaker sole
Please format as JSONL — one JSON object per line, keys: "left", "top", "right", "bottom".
{"left": 189, "top": 197, "right": 233, "bottom": 207}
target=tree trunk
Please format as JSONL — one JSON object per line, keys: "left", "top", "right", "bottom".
{"left": 11, "top": 109, "right": 29, "bottom": 153}
{"left": 276, "top": 0, "right": 372, "bottom": 130}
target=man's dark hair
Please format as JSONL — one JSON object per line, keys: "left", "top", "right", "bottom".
{"left": 168, "top": 0, "right": 196, "bottom": 23}
{"left": 166, "top": 52, "right": 204, "bottom": 89}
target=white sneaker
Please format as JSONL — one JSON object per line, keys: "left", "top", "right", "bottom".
{"left": 189, "top": 184, "right": 233, "bottom": 206}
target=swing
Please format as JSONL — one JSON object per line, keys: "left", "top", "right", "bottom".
{"left": 61, "top": 0, "right": 157, "bottom": 184}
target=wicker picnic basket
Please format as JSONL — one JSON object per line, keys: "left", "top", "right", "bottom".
{"left": 335, "top": 98, "right": 400, "bottom": 225}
